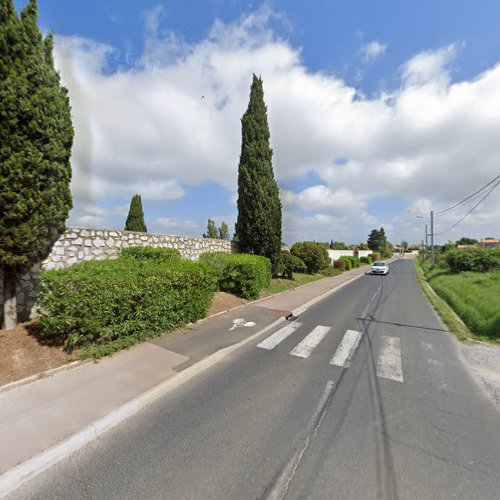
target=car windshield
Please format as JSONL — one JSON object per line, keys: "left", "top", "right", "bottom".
{"left": 373, "top": 262, "right": 386, "bottom": 267}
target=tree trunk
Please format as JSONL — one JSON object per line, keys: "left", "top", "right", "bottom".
{"left": 2, "top": 268, "right": 17, "bottom": 330}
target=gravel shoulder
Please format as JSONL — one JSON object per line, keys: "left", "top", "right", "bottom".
{"left": 460, "top": 341, "right": 500, "bottom": 409}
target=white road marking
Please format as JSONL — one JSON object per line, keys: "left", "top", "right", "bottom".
{"left": 377, "top": 336, "right": 404, "bottom": 383}
{"left": 330, "top": 329, "right": 363, "bottom": 367}
{"left": 290, "top": 326, "right": 331, "bottom": 358}
{"left": 229, "top": 318, "right": 256, "bottom": 331}
{"left": 257, "top": 322, "right": 303, "bottom": 350}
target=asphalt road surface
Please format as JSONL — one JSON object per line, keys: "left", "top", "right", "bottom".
{"left": 9, "top": 259, "right": 500, "bottom": 499}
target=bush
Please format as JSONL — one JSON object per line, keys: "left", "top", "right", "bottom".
{"left": 369, "top": 252, "right": 381, "bottom": 262}
{"left": 199, "top": 252, "right": 271, "bottom": 299}
{"left": 120, "top": 246, "right": 181, "bottom": 262}
{"left": 290, "top": 242, "right": 331, "bottom": 274}
{"left": 360, "top": 256, "right": 372, "bottom": 265}
{"left": 343, "top": 256, "right": 360, "bottom": 268}
{"left": 320, "top": 266, "right": 342, "bottom": 277}
{"left": 280, "top": 251, "right": 307, "bottom": 279}
{"left": 334, "top": 259, "right": 348, "bottom": 271}
{"left": 38, "top": 258, "right": 218, "bottom": 352}
{"left": 338, "top": 256, "right": 352, "bottom": 270}
{"left": 445, "top": 248, "right": 500, "bottom": 273}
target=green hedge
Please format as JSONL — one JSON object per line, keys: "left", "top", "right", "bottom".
{"left": 280, "top": 251, "right": 306, "bottom": 279}
{"left": 290, "top": 242, "right": 331, "bottom": 274}
{"left": 360, "top": 256, "right": 372, "bottom": 265}
{"left": 338, "top": 256, "right": 352, "bottom": 270}
{"left": 445, "top": 248, "right": 500, "bottom": 273}
{"left": 38, "top": 258, "right": 217, "bottom": 352}
{"left": 369, "top": 252, "right": 381, "bottom": 262}
{"left": 199, "top": 252, "right": 271, "bottom": 299}
{"left": 342, "top": 256, "right": 360, "bottom": 268}
{"left": 334, "top": 259, "right": 348, "bottom": 271}
{"left": 120, "top": 246, "right": 181, "bottom": 262}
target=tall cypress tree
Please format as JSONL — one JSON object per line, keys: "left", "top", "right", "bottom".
{"left": 367, "top": 228, "right": 381, "bottom": 251}
{"left": 125, "top": 194, "right": 147, "bottom": 232}
{"left": 235, "top": 74, "right": 282, "bottom": 274}
{"left": 0, "top": 0, "right": 73, "bottom": 329}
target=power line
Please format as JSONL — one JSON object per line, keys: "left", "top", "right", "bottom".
{"left": 436, "top": 178, "right": 500, "bottom": 235}
{"left": 437, "top": 173, "right": 500, "bottom": 215}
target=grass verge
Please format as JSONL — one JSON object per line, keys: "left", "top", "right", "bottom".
{"left": 415, "top": 261, "right": 471, "bottom": 342}
{"left": 260, "top": 272, "right": 331, "bottom": 297}
{"left": 416, "top": 259, "right": 500, "bottom": 343}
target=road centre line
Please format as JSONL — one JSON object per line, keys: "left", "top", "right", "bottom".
{"left": 257, "top": 322, "right": 303, "bottom": 350}
{"left": 330, "top": 330, "right": 363, "bottom": 368}
{"left": 376, "top": 336, "right": 404, "bottom": 383}
{"left": 290, "top": 326, "right": 331, "bottom": 359}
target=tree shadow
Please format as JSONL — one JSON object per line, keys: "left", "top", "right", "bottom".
{"left": 24, "top": 321, "right": 66, "bottom": 348}
{"left": 357, "top": 317, "right": 448, "bottom": 333}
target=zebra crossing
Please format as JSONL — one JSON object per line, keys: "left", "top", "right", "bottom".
{"left": 257, "top": 322, "right": 404, "bottom": 383}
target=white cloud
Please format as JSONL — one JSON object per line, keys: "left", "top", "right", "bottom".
{"left": 54, "top": 9, "right": 500, "bottom": 244}
{"left": 402, "top": 43, "right": 460, "bottom": 87}
{"left": 154, "top": 217, "right": 198, "bottom": 229}
{"left": 361, "top": 40, "right": 387, "bottom": 62}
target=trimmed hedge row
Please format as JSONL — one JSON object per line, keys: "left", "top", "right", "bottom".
{"left": 38, "top": 257, "right": 217, "bottom": 351}
{"left": 199, "top": 252, "right": 271, "bottom": 299}
{"left": 340, "top": 256, "right": 360, "bottom": 268}
{"left": 360, "top": 256, "right": 373, "bottom": 265}
{"left": 334, "top": 259, "right": 348, "bottom": 271}
{"left": 120, "top": 246, "right": 181, "bottom": 262}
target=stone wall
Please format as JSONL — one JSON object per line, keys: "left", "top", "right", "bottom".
{"left": 1, "top": 227, "right": 236, "bottom": 324}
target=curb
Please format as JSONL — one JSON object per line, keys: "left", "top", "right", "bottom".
{"left": 0, "top": 316, "right": 284, "bottom": 499}
{"left": 0, "top": 361, "right": 84, "bottom": 395}
{"left": 0, "top": 266, "right": 371, "bottom": 497}
{"left": 291, "top": 271, "right": 367, "bottom": 316}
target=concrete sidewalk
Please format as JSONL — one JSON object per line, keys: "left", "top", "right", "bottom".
{"left": 0, "top": 262, "right": 385, "bottom": 488}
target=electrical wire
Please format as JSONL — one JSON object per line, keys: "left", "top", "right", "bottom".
{"left": 435, "top": 178, "right": 500, "bottom": 235}
{"left": 437, "top": 173, "right": 500, "bottom": 214}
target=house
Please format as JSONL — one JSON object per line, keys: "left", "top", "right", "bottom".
{"left": 481, "top": 238, "right": 500, "bottom": 249}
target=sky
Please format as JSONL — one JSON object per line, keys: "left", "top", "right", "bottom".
{"left": 16, "top": 0, "right": 500, "bottom": 245}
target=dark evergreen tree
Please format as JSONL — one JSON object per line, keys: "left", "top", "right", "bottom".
{"left": 218, "top": 221, "right": 230, "bottom": 240}
{"left": 124, "top": 194, "right": 147, "bottom": 232}
{"left": 367, "top": 229, "right": 381, "bottom": 251}
{"left": 203, "top": 219, "right": 218, "bottom": 239}
{"left": 0, "top": 0, "right": 73, "bottom": 328}
{"left": 235, "top": 74, "right": 282, "bottom": 274}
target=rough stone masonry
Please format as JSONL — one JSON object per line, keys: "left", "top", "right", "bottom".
{"left": 0, "top": 227, "right": 236, "bottom": 324}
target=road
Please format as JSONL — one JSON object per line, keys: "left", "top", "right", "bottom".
{"left": 9, "top": 259, "right": 500, "bottom": 499}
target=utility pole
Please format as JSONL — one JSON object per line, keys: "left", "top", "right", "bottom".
{"left": 425, "top": 224, "right": 428, "bottom": 260}
{"left": 430, "top": 210, "right": 434, "bottom": 265}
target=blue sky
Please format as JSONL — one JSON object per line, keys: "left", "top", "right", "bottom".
{"left": 16, "top": 0, "right": 500, "bottom": 244}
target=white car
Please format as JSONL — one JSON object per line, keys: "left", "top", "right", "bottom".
{"left": 371, "top": 261, "right": 389, "bottom": 275}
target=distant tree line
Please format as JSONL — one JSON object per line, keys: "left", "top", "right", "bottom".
{"left": 203, "top": 219, "right": 230, "bottom": 240}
